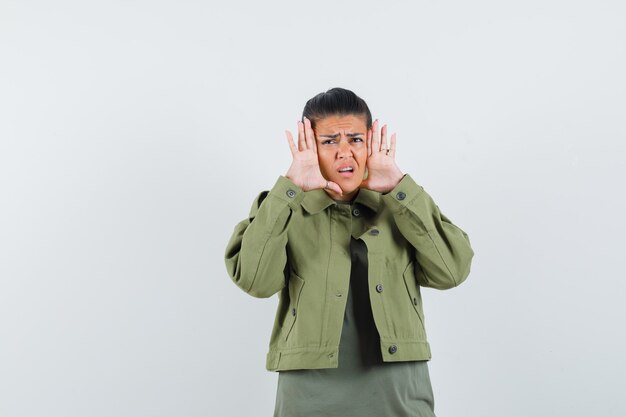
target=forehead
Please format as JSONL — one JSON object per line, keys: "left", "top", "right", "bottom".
{"left": 315, "top": 114, "right": 367, "bottom": 133}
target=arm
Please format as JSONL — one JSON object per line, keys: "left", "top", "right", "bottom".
{"left": 363, "top": 120, "right": 473, "bottom": 289}
{"left": 225, "top": 116, "right": 338, "bottom": 297}
{"left": 381, "top": 174, "right": 474, "bottom": 290}
{"left": 224, "top": 176, "right": 304, "bottom": 298}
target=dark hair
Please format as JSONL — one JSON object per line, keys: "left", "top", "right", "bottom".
{"left": 302, "top": 87, "right": 372, "bottom": 130}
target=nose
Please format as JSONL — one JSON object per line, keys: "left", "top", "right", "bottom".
{"left": 337, "top": 140, "right": 352, "bottom": 159}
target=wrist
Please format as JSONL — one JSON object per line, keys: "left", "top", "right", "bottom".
{"left": 386, "top": 172, "right": 404, "bottom": 192}
{"left": 284, "top": 171, "right": 302, "bottom": 189}
{"left": 392, "top": 171, "right": 404, "bottom": 186}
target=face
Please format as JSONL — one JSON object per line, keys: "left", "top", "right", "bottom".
{"left": 313, "top": 114, "right": 368, "bottom": 201}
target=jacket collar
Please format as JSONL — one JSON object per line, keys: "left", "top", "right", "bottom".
{"left": 301, "top": 188, "right": 380, "bottom": 214}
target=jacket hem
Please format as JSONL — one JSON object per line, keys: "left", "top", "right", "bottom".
{"left": 265, "top": 341, "right": 432, "bottom": 371}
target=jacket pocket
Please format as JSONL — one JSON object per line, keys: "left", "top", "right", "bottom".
{"left": 402, "top": 261, "right": 425, "bottom": 329}
{"left": 283, "top": 270, "right": 305, "bottom": 342}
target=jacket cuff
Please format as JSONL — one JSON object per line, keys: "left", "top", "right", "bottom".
{"left": 381, "top": 174, "right": 426, "bottom": 213}
{"left": 268, "top": 176, "right": 305, "bottom": 210}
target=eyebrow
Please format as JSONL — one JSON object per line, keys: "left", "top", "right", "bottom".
{"left": 318, "top": 132, "right": 365, "bottom": 139}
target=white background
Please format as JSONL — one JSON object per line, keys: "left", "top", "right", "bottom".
{"left": 1, "top": 1, "right": 625, "bottom": 416}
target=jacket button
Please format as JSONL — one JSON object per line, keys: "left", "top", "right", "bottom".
{"left": 396, "top": 191, "right": 406, "bottom": 200}
{"left": 286, "top": 189, "right": 296, "bottom": 198}
{"left": 370, "top": 229, "right": 379, "bottom": 236}
{"left": 413, "top": 297, "right": 418, "bottom": 305}
{"left": 376, "top": 284, "right": 384, "bottom": 293}
{"left": 292, "top": 308, "right": 296, "bottom": 316}
{"left": 389, "top": 345, "right": 398, "bottom": 354}
{"left": 352, "top": 208, "right": 361, "bottom": 217}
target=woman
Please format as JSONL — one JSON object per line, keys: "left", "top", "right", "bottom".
{"left": 225, "top": 88, "right": 474, "bottom": 416}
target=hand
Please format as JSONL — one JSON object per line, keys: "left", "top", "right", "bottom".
{"left": 360, "top": 119, "right": 404, "bottom": 193}
{"left": 284, "top": 117, "right": 343, "bottom": 195}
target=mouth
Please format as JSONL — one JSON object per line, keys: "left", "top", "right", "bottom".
{"left": 337, "top": 165, "right": 355, "bottom": 178}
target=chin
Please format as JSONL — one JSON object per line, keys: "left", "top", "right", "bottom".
{"left": 338, "top": 182, "right": 360, "bottom": 195}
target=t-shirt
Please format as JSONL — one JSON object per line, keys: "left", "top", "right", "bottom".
{"left": 273, "top": 200, "right": 436, "bottom": 417}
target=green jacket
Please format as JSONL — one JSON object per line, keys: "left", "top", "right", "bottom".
{"left": 224, "top": 174, "right": 474, "bottom": 372}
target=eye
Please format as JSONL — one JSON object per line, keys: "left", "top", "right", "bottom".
{"left": 322, "top": 139, "right": 336, "bottom": 145}
{"left": 352, "top": 137, "right": 363, "bottom": 143}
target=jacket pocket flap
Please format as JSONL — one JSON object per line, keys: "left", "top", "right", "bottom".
{"left": 284, "top": 270, "right": 305, "bottom": 341}
{"left": 402, "top": 261, "right": 425, "bottom": 325}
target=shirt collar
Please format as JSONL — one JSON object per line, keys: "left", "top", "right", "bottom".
{"left": 301, "top": 188, "right": 380, "bottom": 214}
{"left": 354, "top": 187, "right": 381, "bottom": 213}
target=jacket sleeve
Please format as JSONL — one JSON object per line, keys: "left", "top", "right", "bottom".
{"left": 224, "top": 176, "right": 304, "bottom": 298}
{"left": 381, "top": 174, "right": 474, "bottom": 290}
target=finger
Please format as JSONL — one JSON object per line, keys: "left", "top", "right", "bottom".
{"left": 389, "top": 132, "right": 397, "bottom": 158}
{"left": 311, "top": 123, "right": 318, "bottom": 155}
{"left": 304, "top": 117, "right": 315, "bottom": 151}
{"left": 297, "top": 120, "right": 306, "bottom": 151}
{"left": 367, "top": 128, "right": 372, "bottom": 157}
{"left": 327, "top": 181, "right": 343, "bottom": 195}
{"left": 381, "top": 124, "right": 388, "bottom": 153}
{"left": 285, "top": 130, "right": 297, "bottom": 156}
{"left": 372, "top": 119, "right": 380, "bottom": 152}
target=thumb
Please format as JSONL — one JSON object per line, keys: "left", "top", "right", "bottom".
{"left": 327, "top": 181, "right": 343, "bottom": 195}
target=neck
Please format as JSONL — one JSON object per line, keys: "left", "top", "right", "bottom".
{"left": 325, "top": 187, "right": 359, "bottom": 202}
